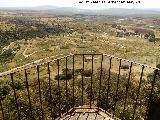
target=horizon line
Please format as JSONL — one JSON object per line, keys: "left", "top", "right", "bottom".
{"left": 0, "top": 5, "right": 160, "bottom": 10}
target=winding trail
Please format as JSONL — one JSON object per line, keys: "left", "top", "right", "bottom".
{"left": 22, "top": 41, "right": 37, "bottom": 58}
{"left": 1, "top": 43, "right": 12, "bottom": 55}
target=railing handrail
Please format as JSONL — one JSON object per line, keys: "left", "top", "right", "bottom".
{"left": 0, "top": 53, "right": 73, "bottom": 77}
{"left": 103, "top": 54, "right": 160, "bottom": 70}
{"left": 0, "top": 53, "right": 160, "bottom": 77}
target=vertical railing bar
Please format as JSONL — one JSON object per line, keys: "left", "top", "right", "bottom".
{"left": 0, "top": 98, "right": 5, "bottom": 120}
{"left": 113, "top": 59, "right": 122, "bottom": 117}
{"left": 25, "top": 69, "right": 33, "bottom": 119}
{"left": 122, "top": 62, "right": 133, "bottom": 115}
{"left": 144, "top": 69, "right": 158, "bottom": 120}
{"left": 86, "top": 113, "right": 89, "bottom": 120}
{"left": 47, "top": 63, "right": 54, "bottom": 120}
{"left": 131, "top": 65, "right": 145, "bottom": 120}
{"left": 105, "top": 57, "right": 112, "bottom": 113}
{"left": 94, "top": 113, "right": 98, "bottom": 120}
{"left": 57, "top": 59, "right": 61, "bottom": 117}
{"left": 98, "top": 54, "right": 103, "bottom": 110}
{"left": 72, "top": 55, "right": 75, "bottom": 108}
{"left": 37, "top": 65, "right": 44, "bottom": 120}
{"left": 106, "top": 57, "right": 112, "bottom": 101}
{"left": 102, "top": 116, "right": 106, "bottom": 120}
{"left": 68, "top": 116, "right": 71, "bottom": 120}
{"left": 65, "top": 57, "right": 69, "bottom": 114}
{"left": 82, "top": 54, "right": 84, "bottom": 106}
{"left": 7, "top": 103, "right": 9, "bottom": 119}
{"left": 90, "top": 55, "right": 94, "bottom": 108}
{"left": 76, "top": 113, "right": 81, "bottom": 120}
{"left": 10, "top": 73, "right": 21, "bottom": 120}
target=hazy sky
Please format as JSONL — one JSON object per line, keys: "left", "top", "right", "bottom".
{"left": 0, "top": 0, "right": 160, "bottom": 9}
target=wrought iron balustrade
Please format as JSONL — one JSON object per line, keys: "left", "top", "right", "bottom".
{"left": 0, "top": 54, "right": 160, "bottom": 120}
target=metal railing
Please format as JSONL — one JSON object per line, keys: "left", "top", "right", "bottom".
{"left": 0, "top": 53, "right": 160, "bottom": 120}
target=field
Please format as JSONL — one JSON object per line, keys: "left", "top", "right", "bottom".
{"left": 0, "top": 15, "right": 160, "bottom": 72}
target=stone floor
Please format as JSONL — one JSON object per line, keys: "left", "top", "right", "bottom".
{"left": 61, "top": 112, "right": 114, "bottom": 120}
{"left": 59, "top": 106, "right": 117, "bottom": 120}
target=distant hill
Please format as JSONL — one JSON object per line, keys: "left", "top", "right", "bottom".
{"left": 33, "top": 5, "right": 59, "bottom": 10}
{"left": 0, "top": 6, "right": 160, "bottom": 16}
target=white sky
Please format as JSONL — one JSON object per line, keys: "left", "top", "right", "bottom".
{"left": 0, "top": 0, "right": 160, "bottom": 9}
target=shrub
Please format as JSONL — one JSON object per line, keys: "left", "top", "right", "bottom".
{"left": 75, "top": 68, "right": 83, "bottom": 75}
{"left": 0, "top": 49, "right": 15, "bottom": 62}
{"left": 9, "top": 80, "right": 25, "bottom": 90}
{"left": 148, "top": 33, "right": 156, "bottom": 42}
{"left": 55, "top": 74, "right": 72, "bottom": 80}
{"left": 120, "top": 110, "right": 132, "bottom": 120}
{"left": 156, "top": 64, "right": 160, "bottom": 69}
{"left": 121, "top": 65, "right": 129, "bottom": 69}
{"left": 82, "top": 70, "right": 92, "bottom": 77}
{"left": 0, "top": 80, "right": 11, "bottom": 100}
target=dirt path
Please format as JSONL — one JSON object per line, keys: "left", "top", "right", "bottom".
{"left": 1, "top": 43, "right": 12, "bottom": 55}
{"left": 22, "top": 41, "right": 37, "bottom": 58}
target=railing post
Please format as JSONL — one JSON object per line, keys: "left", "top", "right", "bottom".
{"left": 24, "top": 69, "right": 33, "bottom": 119}
{"left": 47, "top": 63, "right": 54, "bottom": 120}
{"left": 11, "top": 73, "right": 20, "bottom": 120}
{"left": 65, "top": 57, "right": 69, "bottom": 114}
{"left": 132, "top": 65, "right": 145, "bottom": 120}
{"left": 57, "top": 59, "right": 61, "bottom": 117}
{"left": 0, "top": 98, "right": 5, "bottom": 120}
{"left": 122, "top": 62, "right": 133, "bottom": 116}
{"left": 90, "top": 55, "right": 94, "bottom": 108}
{"left": 113, "top": 59, "right": 122, "bottom": 117}
{"left": 72, "top": 55, "right": 75, "bottom": 108}
{"left": 37, "top": 65, "right": 44, "bottom": 120}
{"left": 144, "top": 69, "right": 158, "bottom": 120}
{"left": 98, "top": 54, "right": 103, "bottom": 111}
{"left": 82, "top": 54, "right": 84, "bottom": 106}
{"left": 106, "top": 57, "right": 112, "bottom": 103}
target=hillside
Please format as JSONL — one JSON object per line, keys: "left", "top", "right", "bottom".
{"left": 0, "top": 14, "right": 160, "bottom": 72}
{"left": 0, "top": 6, "right": 160, "bottom": 16}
